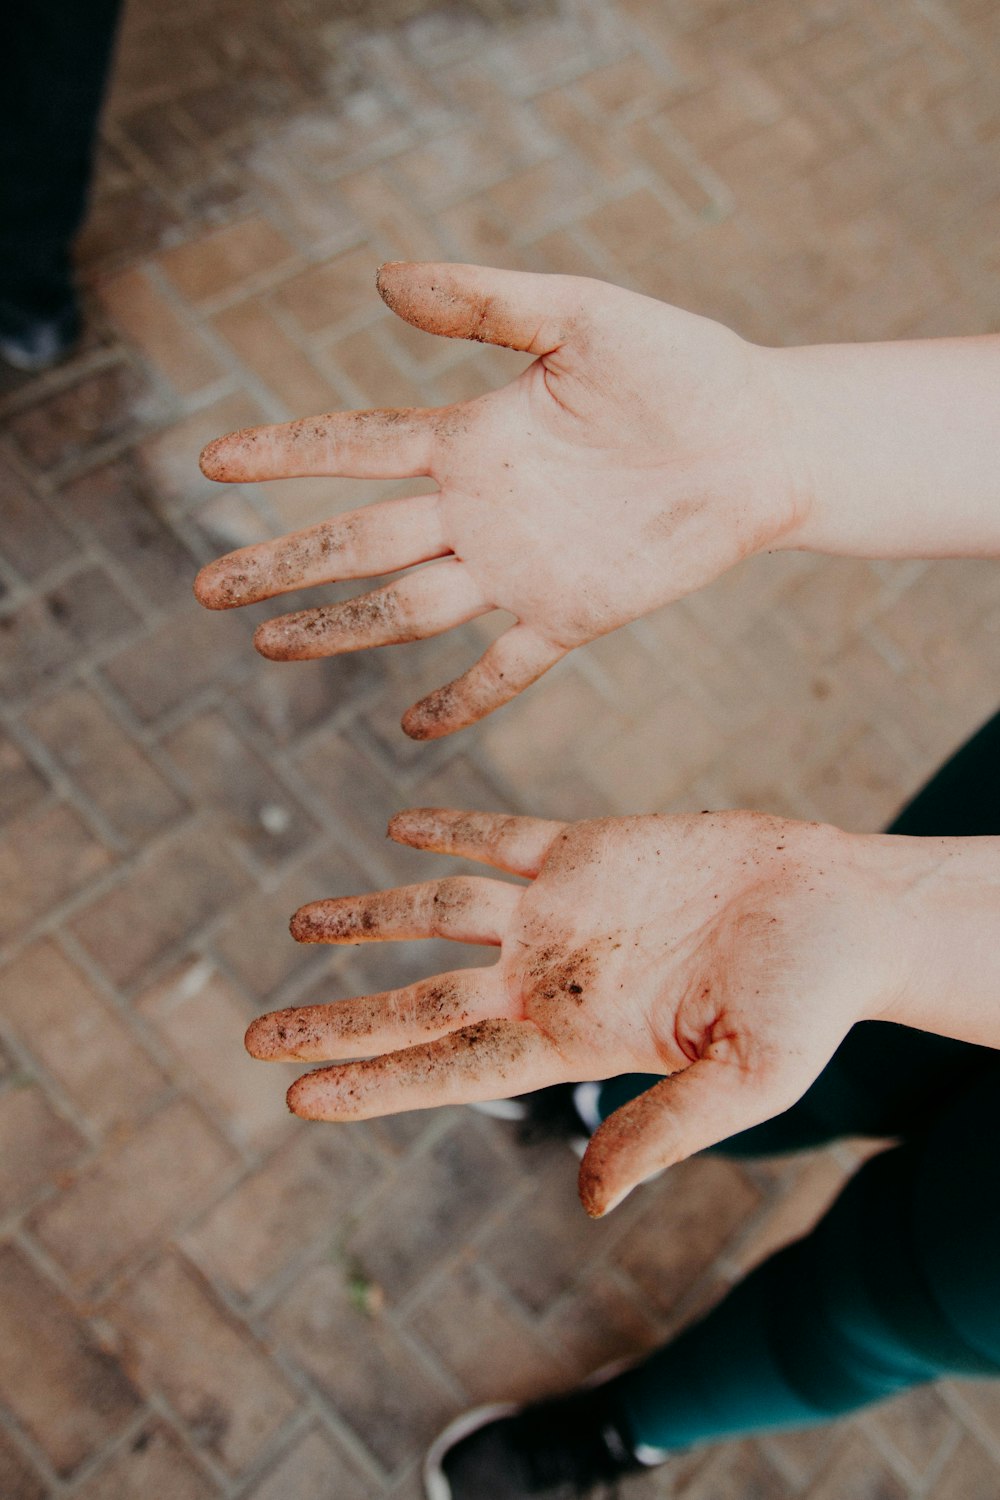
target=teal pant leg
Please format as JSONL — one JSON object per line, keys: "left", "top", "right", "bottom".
{"left": 606, "top": 1065, "right": 1000, "bottom": 1452}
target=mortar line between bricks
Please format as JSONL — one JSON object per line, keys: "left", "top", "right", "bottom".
{"left": 0, "top": 1385, "right": 80, "bottom": 1498}
{"left": 939, "top": 1383, "right": 1000, "bottom": 1465}
{"left": 0, "top": 341, "right": 122, "bottom": 423}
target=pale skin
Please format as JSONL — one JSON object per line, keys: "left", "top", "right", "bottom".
{"left": 248, "top": 807, "right": 1000, "bottom": 1217}
{"left": 193, "top": 264, "right": 1000, "bottom": 1212}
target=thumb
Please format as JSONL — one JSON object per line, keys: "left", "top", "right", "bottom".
{"left": 578, "top": 1057, "right": 810, "bottom": 1218}
{"left": 376, "top": 261, "right": 583, "bottom": 356}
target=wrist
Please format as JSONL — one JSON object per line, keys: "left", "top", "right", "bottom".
{"left": 860, "top": 833, "right": 1000, "bottom": 1048}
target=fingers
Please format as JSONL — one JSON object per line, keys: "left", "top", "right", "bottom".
{"left": 290, "top": 875, "right": 521, "bottom": 946}
{"left": 403, "top": 624, "right": 566, "bottom": 739}
{"left": 376, "top": 262, "right": 583, "bottom": 355}
{"left": 578, "top": 1059, "right": 804, "bottom": 1218}
{"left": 388, "top": 807, "right": 566, "bottom": 878}
{"left": 198, "top": 407, "right": 441, "bottom": 484}
{"left": 286, "top": 1017, "right": 561, "bottom": 1120}
{"left": 246, "top": 967, "right": 506, "bottom": 1062}
{"left": 252, "top": 560, "right": 488, "bottom": 660}
{"left": 194, "top": 492, "right": 448, "bottom": 610}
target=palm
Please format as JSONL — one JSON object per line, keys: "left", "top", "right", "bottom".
{"left": 246, "top": 809, "right": 893, "bottom": 1215}
{"left": 195, "top": 264, "right": 792, "bottom": 737}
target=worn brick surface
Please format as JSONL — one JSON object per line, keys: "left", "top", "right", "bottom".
{"left": 2, "top": 0, "right": 1000, "bottom": 1494}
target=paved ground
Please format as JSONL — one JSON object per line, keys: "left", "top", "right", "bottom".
{"left": 2, "top": 0, "right": 1000, "bottom": 1495}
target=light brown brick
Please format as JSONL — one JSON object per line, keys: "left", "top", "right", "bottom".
{"left": 159, "top": 218, "right": 297, "bottom": 303}
{"left": 871, "top": 1385, "right": 958, "bottom": 1480}
{"left": 268, "top": 1261, "right": 452, "bottom": 1471}
{"left": 0, "top": 734, "right": 48, "bottom": 827}
{"left": 137, "top": 389, "right": 265, "bottom": 506}
{"left": 807, "top": 1431, "right": 909, "bottom": 1500}
{"left": 274, "top": 245, "right": 381, "bottom": 333}
{"left": 0, "top": 1429, "right": 46, "bottom": 1500}
{"left": 582, "top": 186, "right": 684, "bottom": 265}
{"left": 0, "top": 802, "right": 113, "bottom": 944}
{"left": 212, "top": 298, "right": 338, "bottom": 413}
{"left": 106, "top": 1255, "right": 298, "bottom": 1475}
{"left": 404, "top": 1260, "right": 570, "bottom": 1403}
{"left": 184, "top": 1124, "right": 384, "bottom": 1299}
{"left": 31, "top": 1098, "right": 237, "bottom": 1290}
{"left": 0, "top": 1244, "right": 140, "bottom": 1476}
{"left": 73, "top": 1421, "right": 220, "bottom": 1500}
{"left": 98, "top": 267, "right": 225, "bottom": 394}
{"left": 243, "top": 1426, "right": 371, "bottom": 1500}
{"left": 0, "top": 453, "right": 77, "bottom": 580}
{"left": 27, "top": 685, "right": 186, "bottom": 843}
{"left": 161, "top": 708, "right": 317, "bottom": 866}
{"left": 70, "top": 817, "right": 252, "bottom": 989}
{"left": 614, "top": 1156, "right": 761, "bottom": 1314}
{"left": 101, "top": 599, "right": 249, "bottom": 723}
{"left": 0, "top": 1082, "right": 85, "bottom": 1210}
{"left": 327, "top": 324, "right": 427, "bottom": 408}
{"left": 7, "top": 362, "right": 154, "bottom": 474}
{"left": 136, "top": 958, "right": 296, "bottom": 1149}
{"left": 1, "top": 941, "right": 167, "bottom": 1133}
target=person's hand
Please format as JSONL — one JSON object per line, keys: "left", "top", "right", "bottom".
{"left": 244, "top": 807, "right": 929, "bottom": 1216}
{"left": 194, "top": 263, "right": 798, "bottom": 738}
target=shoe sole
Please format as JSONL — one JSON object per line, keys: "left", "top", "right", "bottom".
{"left": 423, "top": 1401, "right": 520, "bottom": 1500}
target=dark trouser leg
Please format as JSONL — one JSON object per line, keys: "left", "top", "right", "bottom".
{"left": 0, "top": 2, "right": 123, "bottom": 319}
{"left": 595, "top": 707, "right": 1000, "bottom": 1153}
{"left": 606, "top": 1064, "right": 1000, "bottom": 1452}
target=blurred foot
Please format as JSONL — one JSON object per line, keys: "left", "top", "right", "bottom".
{"left": 473, "top": 1082, "right": 603, "bottom": 1156}
{"left": 0, "top": 296, "right": 80, "bottom": 372}
{"left": 424, "top": 1382, "right": 661, "bottom": 1499}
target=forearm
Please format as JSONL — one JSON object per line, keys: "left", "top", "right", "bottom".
{"left": 763, "top": 335, "right": 1000, "bottom": 559}
{"left": 865, "top": 833, "right": 1000, "bottom": 1049}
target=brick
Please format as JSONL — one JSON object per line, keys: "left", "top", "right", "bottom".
{"left": 239, "top": 651, "right": 374, "bottom": 743}
{"left": 42, "top": 564, "right": 141, "bottom": 650}
{"left": 137, "top": 389, "right": 265, "bottom": 506}
{"left": 582, "top": 186, "right": 685, "bottom": 265}
{"left": 183, "top": 1125, "right": 381, "bottom": 1299}
{"left": 662, "top": 65, "right": 783, "bottom": 148}
{"left": 211, "top": 843, "right": 368, "bottom": 1001}
{"left": 0, "top": 803, "right": 112, "bottom": 944}
{"left": 807, "top": 1431, "right": 909, "bottom": 1500}
{"left": 870, "top": 1385, "right": 958, "bottom": 1480}
{"left": 106, "top": 1255, "right": 298, "bottom": 1475}
{"left": 485, "top": 156, "right": 600, "bottom": 242}
{"left": 0, "top": 734, "right": 48, "bottom": 826}
{"left": 0, "top": 1429, "right": 46, "bottom": 1500}
{"left": 0, "top": 941, "right": 167, "bottom": 1133}
{"left": 98, "top": 267, "right": 225, "bottom": 394}
{"left": 70, "top": 818, "right": 253, "bottom": 989}
{"left": 272, "top": 245, "right": 380, "bottom": 334}
{"left": 161, "top": 709, "right": 317, "bottom": 866}
{"left": 404, "top": 1260, "right": 570, "bottom": 1402}
{"left": 688, "top": 1440, "right": 797, "bottom": 1499}
{"left": 31, "top": 1098, "right": 237, "bottom": 1290}
{"left": 614, "top": 1156, "right": 761, "bottom": 1314}
{"left": 100, "top": 599, "right": 250, "bottom": 722}
{"left": 7, "top": 362, "right": 154, "bottom": 473}
{"left": 243, "top": 1426, "right": 371, "bottom": 1500}
{"left": 0, "top": 596, "right": 81, "bottom": 701}
{"left": 59, "top": 458, "right": 202, "bottom": 607}
{"left": 73, "top": 1421, "right": 221, "bottom": 1500}
{"left": 539, "top": 1269, "right": 662, "bottom": 1376}
{"left": 136, "top": 958, "right": 297, "bottom": 1149}
{"left": 0, "top": 1244, "right": 141, "bottom": 1476}
{"left": 0, "top": 1082, "right": 86, "bottom": 1209}
{"left": 212, "top": 298, "right": 338, "bottom": 413}
{"left": 27, "top": 684, "right": 185, "bottom": 843}
{"left": 267, "top": 1260, "right": 452, "bottom": 1471}
{"left": 0, "top": 453, "right": 77, "bottom": 580}
{"left": 327, "top": 323, "right": 428, "bottom": 407}
{"left": 347, "top": 1117, "right": 521, "bottom": 1298}
{"left": 159, "top": 217, "right": 297, "bottom": 303}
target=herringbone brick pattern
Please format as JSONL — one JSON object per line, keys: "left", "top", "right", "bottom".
{"left": 2, "top": 0, "right": 1000, "bottom": 1494}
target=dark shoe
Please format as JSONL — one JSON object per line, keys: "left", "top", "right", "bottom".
{"left": 472, "top": 1082, "right": 602, "bottom": 1155}
{"left": 0, "top": 297, "right": 80, "bottom": 372}
{"left": 424, "top": 1383, "right": 658, "bottom": 1500}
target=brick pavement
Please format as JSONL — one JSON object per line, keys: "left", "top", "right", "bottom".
{"left": 2, "top": 0, "right": 1000, "bottom": 1494}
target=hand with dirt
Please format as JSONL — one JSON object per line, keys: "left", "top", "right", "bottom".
{"left": 244, "top": 807, "right": 1000, "bottom": 1215}
{"left": 194, "top": 262, "right": 797, "bottom": 737}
